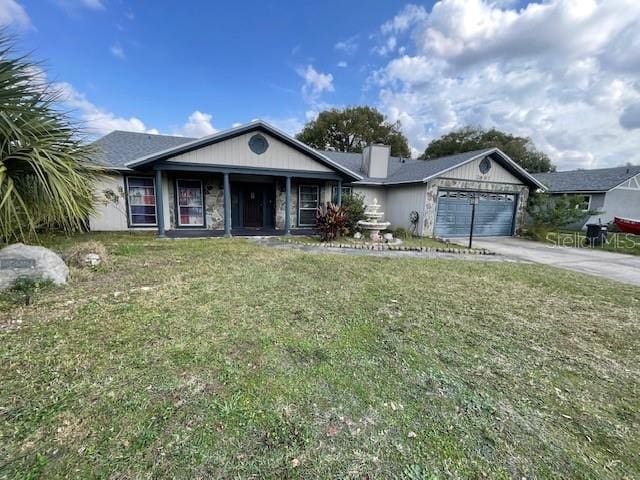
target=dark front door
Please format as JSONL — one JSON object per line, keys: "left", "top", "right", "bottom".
{"left": 243, "top": 186, "right": 264, "bottom": 228}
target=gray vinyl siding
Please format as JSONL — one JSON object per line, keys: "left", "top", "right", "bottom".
{"left": 443, "top": 155, "right": 523, "bottom": 184}
{"left": 166, "top": 131, "right": 333, "bottom": 173}
{"left": 385, "top": 185, "right": 427, "bottom": 235}
{"left": 601, "top": 189, "right": 640, "bottom": 223}
{"left": 89, "top": 173, "right": 171, "bottom": 231}
{"left": 351, "top": 186, "right": 388, "bottom": 216}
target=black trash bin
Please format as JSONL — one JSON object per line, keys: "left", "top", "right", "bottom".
{"left": 585, "top": 223, "right": 607, "bottom": 246}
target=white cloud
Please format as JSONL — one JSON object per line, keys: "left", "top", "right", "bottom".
{"left": 173, "top": 111, "right": 217, "bottom": 138}
{"left": 110, "top": 44, "right": 125, "bottom": 60}
{"left": 0, "top": 0, "right": 31, "bottom": 29}
{"left": 54, "top": 80, "right": 219, "bottom": 139}
{"left": 373, "top": 36, "right": 397, "bottom": 56}
{"left": 297, "top": 64, "right": 334, "bottom": 100}
{"left": 413, "top": 0, "right": 640, "bottom": 70}
{"left": 381, "top": 4, "right": 427, "bottom": 35}
{"left": 371, "top": 0, "right": 640, "bottom": 169}
{"left": 262, "top": 116, "right": 304, "bottom": 135}
{"left": 334, "top": 35, "right": 359, "bottom": 55}
{"left": 55, "top": 82, "right": 154, "bottom": 135}
{"left": 337, "top": 61, "right": 348, "bottom": 68}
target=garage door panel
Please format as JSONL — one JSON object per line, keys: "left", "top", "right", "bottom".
{"left": 434, "top": 190, "right": 516, "bottom": 237}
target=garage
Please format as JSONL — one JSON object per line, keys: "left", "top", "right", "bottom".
{"left": 434, "top": 190, "right": 517, "bottom": 237}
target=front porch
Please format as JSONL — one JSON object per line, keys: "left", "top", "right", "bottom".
{"left": 151, "top": 166, "right": 347, "bottom": 237}
{"left": 120, "top": 122, "right": 361, "bottom": 237}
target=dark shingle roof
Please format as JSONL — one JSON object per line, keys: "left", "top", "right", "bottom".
{"left": 92, "top": 131, "right": 194, "bottom": 170}
{"left": 321, "top": 149, "right": 495, "bottom": 183}
{"left": 91, "top": 129, "right": 541, "bottom": 187}
{"left": 533, "top": 166, "right": 640, "bottom": 193}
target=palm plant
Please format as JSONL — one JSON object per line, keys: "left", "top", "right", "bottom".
{"left": 0, "top": 34, "right": 102, "bottom": 244}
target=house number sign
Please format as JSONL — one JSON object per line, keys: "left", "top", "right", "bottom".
{"left": 0, "top": 258, "right": 36, "bottom": 269}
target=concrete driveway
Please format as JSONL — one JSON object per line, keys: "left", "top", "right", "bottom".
{"left": 453, "top": 236, "right": 640, "bottom": 287}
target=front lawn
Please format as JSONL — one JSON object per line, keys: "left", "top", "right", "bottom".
{"left": 1, "top": 233, "right": 639, "bottom": 479}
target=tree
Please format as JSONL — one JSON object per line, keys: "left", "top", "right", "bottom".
{"left": 296, "top": 106, "right": 411, "bottom": 158}
{"left": 420, "top": 126, "right": 555, "bottom": 173}
{"left": 0, "top": 35, "right": 101, "bottom": 244}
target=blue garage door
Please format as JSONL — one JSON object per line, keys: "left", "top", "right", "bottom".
{"left": 434, "top": 190, "right": 517, "bottom": 237}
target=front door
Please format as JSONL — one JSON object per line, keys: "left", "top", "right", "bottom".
{"left": 243, "top": 186, "right": 264, "bottom": 228}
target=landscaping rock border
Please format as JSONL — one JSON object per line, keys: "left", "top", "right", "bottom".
{"left": 280, "top": 238, "right": 495, "bottom": 255}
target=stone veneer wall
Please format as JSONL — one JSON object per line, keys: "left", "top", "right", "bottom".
{"left": 167, "top": 176, "right": 329, "bottom": 231}
{"left": 422, "top": 178, "right": 529, "bottom": 237}
{"left": 167, "top": 174, "right": 224, "bottom": 230}
{"left": 275, "top": 179, "right": 328, "bottom": 229}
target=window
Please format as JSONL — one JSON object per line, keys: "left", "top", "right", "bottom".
{"left": 576, "top": 195, "right": 591, "bottom": 211}
{"left": 331, "top": 185, "right": 352, "bottom": 204}
{"left": 479, "top": 157, "right": 492, "bottom": 174}
{"left": 176, "top": 179, "right": 204, "bottom": 226}
{"left": 126, "top": 177, "right": 156, "bottom": 226}
{"left": 298, "top": 185, "right": 319, "bottom": 226}
{"left": 248, "top": 133, "right": 269, "bottom": 154}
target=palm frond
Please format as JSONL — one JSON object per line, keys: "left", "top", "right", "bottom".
{"left": 0, "top": 33, "right": 104, "bottom": 244}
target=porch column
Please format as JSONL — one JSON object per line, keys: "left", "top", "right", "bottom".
{"left": 223, "top": 172, "right": 231, "bottom": 237}
{"left": 155, "top": 169, "right": 165, "bottom": 238}
{"left": 337, "top": 179, "right": 343, "bottom": 206}
{"left": 284, "top": 176, "right": 292, "bottom": 236}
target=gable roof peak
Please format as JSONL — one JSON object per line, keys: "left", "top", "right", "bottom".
{"left": 122, "top": 119, "right": 363, "bottom": 180}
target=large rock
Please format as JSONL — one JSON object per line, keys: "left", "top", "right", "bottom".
{"left": 0, "top": 243, "right": 69, "bottom": 290}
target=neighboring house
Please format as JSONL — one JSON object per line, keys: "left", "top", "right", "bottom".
{"left": 534, "top": 166, "right": 640, "bottom": 228}
{"left": 89, "top": 120, "right": 544, "bottom": 238}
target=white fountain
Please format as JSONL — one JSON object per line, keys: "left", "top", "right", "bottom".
{"left": 357, "top": 198, "right": 391, "bottom": 242}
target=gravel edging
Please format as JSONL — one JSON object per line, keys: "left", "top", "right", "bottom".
{"left": 279, "top": 238, "right": 495, "bottom": 255}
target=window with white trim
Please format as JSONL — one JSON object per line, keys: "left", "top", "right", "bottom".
{"left": 331, "top": 185, "right": 352, "bottom": 204}
{"left": 298, "top": 185, "right": 319, "bottom": 226}
{"left": 176, "top": 179, "right": 204, "bottom": 226}
{"left": 576, "top": 195, "right": 592, "bottom": 212}
{"left": 126, "top": 177, "right": 156, "bottom": 226}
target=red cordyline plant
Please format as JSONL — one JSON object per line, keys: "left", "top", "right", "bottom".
{"left": 316, "top": 202, "right": 348, "bottom": 241}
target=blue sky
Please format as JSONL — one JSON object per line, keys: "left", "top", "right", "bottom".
{"left": 17, "top": 0, "right": 412, "bottom": 134}
{"left": 2, "top": 0, "right": 640, "bottom": 169}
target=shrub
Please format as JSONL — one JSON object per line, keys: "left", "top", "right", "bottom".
{"left": 316, "top": 203, "right": 348, "bottom": 241}
{"left": 65, "top": 241, "right": 108, "bottom": 267}
{"left": 527, "top": 192, "right": 599, "bottom": 232}
{"left": 341, "top": 193, "right": 366, "bottom": 234}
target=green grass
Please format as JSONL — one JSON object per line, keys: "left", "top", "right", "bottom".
{"left": 1, "top": 233, "right": 639, "bottom": 479}
{"left": 533, "top": 230, "right": 640, "bottom": 256}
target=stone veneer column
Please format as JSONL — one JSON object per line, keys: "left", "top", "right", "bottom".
{"left": 223, "top": 172, "right": 231, "bottom": 237}
{"left": 285, "top": 176, "right": 291, "bottom": 235}
{"left": 155, "top": 169, "right": 165, "bottom": 237}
